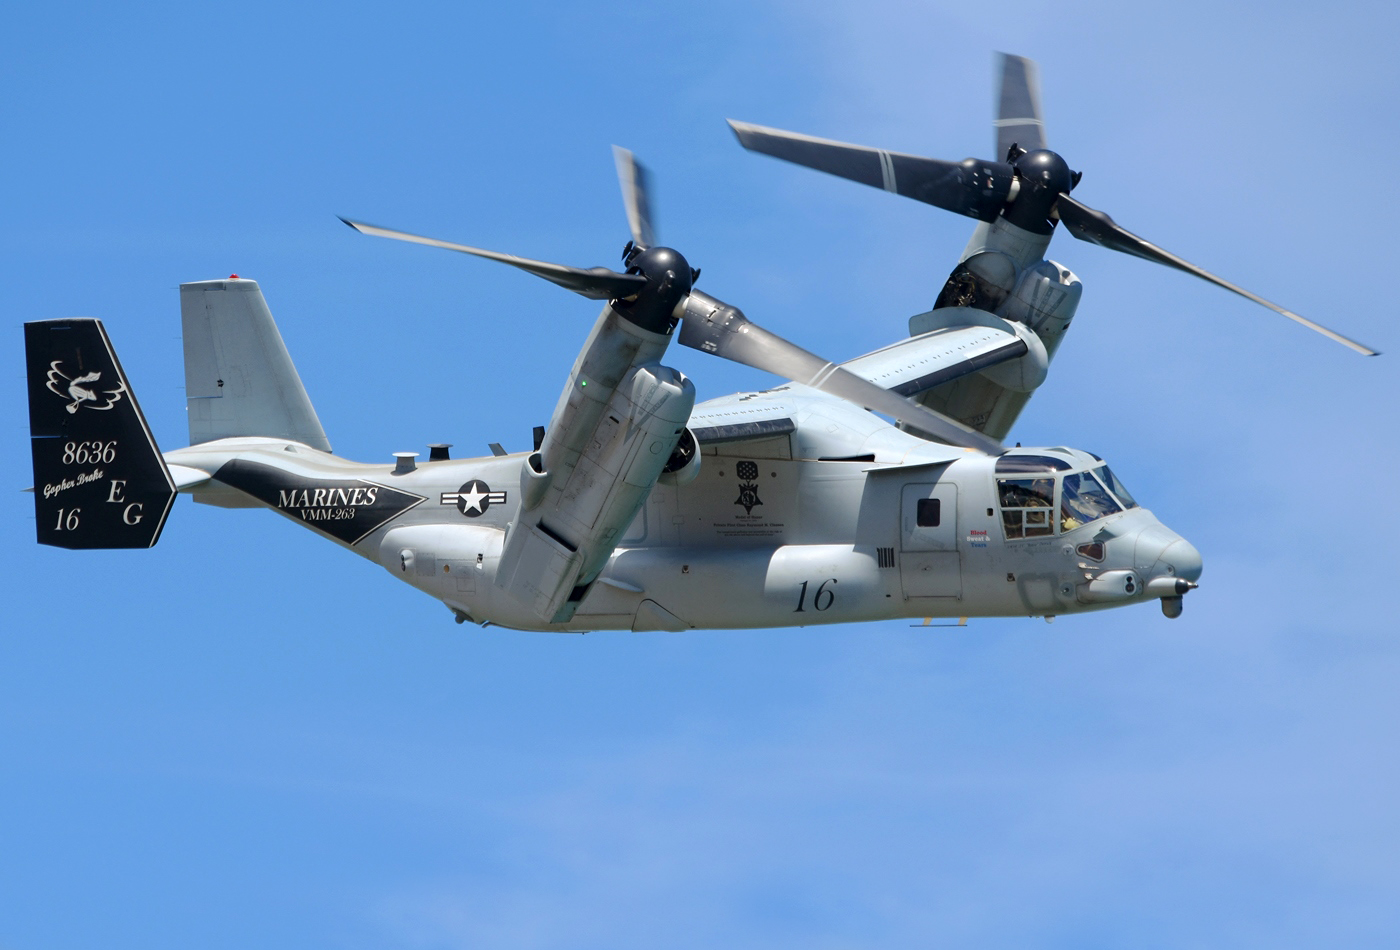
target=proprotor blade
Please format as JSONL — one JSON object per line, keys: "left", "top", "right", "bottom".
{"left": 678, "top": 291, "right": 1003, "bottom": 453}
{"left": 339, "top": 217, "right": 645, "bottom": 301}
{"left": 995, "top": 53, "right": 1046, "bottom": 159}
{"left": 728, "top": 120, "right": 1015, "bottom": 222}
{"left": 612, "top": 146, "right": 655, "bottom": 251}
{"left": 1055, "top": 196, "right": 1379, "bottom": 356}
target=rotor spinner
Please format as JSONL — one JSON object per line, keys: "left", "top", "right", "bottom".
{"left": 616, "top": 244, "right": 694, "bottom": 335}
{"left": 1003, "top": 148, "right": 1077, "bottom": 234}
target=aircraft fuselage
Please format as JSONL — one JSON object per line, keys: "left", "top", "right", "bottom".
{"left": 165, "top": 393, "right": 1201, "bottom": 631}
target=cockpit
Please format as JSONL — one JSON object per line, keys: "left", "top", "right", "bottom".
{"left": 980, "top": 447, "right": 1202, "bottom": 618}
{"left": 994, "top": 452, "right": 1139, "bottom": 540}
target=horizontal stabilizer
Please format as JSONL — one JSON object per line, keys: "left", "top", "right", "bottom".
{"left": 181, "top": 278, "right": 331, "bottom": 451}
{"left": 25, "top": 318, "right": 176, "bottom": 548}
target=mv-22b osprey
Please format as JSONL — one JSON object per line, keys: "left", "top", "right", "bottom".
{"left": 24, "top": 56, "right": 1376, "bottom": 630}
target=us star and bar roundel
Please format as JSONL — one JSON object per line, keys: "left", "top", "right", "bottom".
{"left": 441, "top": 480, "right": 508, "bottom": 518}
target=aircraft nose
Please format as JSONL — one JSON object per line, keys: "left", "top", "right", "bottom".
{"left": 1157, "top": 538, "right": 1203, "bottom": 583}
{"left": 1132, "top": 523, "right": 1203, "bottom": 584}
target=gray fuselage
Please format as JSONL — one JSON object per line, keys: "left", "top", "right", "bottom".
{"left": 165, "top": 386, "right": 1201, "bottom": 632}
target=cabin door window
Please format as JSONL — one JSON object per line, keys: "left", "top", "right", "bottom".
{"left": 900, "top": 482, "right": 961, "bottom": 598}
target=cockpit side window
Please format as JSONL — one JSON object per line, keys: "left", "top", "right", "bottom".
{"left": 998, "top": 477, "right": 1055, "bottom": 539}
{"left": 1060, "top": 472, "right": 1123, "bottom": 532}
{"left": 1094, "top": 465, "right": 1138, "bottom": 509}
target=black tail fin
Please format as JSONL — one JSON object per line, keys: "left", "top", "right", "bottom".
{"left": 25, "top": 319, "right": 176, "bottom": 548}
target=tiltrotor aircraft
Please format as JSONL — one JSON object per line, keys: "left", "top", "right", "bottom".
{"left": 24, "top": 56, "right": 1376, "bottom": 630}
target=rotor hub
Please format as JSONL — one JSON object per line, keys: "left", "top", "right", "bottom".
{"left": 1002, "top": 148, "right": 1076, "bottom": 234}
{"left": 1014, "top": 149, "right": 1074, "bottom": 193}
{"left": 614, "top": 245, "right": 693, "bottom": 334}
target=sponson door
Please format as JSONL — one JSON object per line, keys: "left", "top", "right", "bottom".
{"left": 900, "top": 482, "right": 961, "bottom": 598}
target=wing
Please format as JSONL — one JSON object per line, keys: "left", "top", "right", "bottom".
{"left": 683, "top": 314, "right": 1043, "bottom": 457}
{"left": 841, "top": 321, "right": 1039, "bottom": 397}
{"left": 839, "top": 312, "right": 1050, "bottom": 440}
{"left": 688, "top": 396, "right": 799, "bottom": 451}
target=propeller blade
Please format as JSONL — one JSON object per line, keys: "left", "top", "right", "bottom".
{"left": 1055, "top": 196, "right": 1379, "bottom": 356}
{"left": 728, "top": 120, "right": 1015, "bottom": 223}
{"left": 678, "top": 291, "right": 1004, "bottom": 453}
{"left": 612, "top": 146, "right": 656, "bottom": 251}
{"left": 339, "top": 217, "right": 645, "bottom": 301}
{"left": 995, "top": 53, "right": 1046, "bottom": 159}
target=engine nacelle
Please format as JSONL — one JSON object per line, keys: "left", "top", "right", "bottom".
{"left": 977, "top": 321, "right": 1049, "bottom": 392}
{"left": 496, "top": 361, "right": 695, "bottom": 625}
{"left": 1002, "top": 258, "right": 1083, "bottom": 362}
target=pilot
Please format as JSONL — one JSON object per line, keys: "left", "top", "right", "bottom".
{"left": 1060, "top": 472, "right": 1119, "bottom": 531}
{"left": 999, "top": 477, "right": 1054, "bottom": 508}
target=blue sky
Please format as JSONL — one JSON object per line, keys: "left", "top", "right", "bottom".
{"left": 3, "top": 1, "right": 1397, "bottom": 947}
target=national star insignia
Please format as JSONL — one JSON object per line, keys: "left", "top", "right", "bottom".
{"left": 441, "top": 479, "right": 507, "bottom": 517}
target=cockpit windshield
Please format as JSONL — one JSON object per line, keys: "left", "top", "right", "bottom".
{"left": 1094, "top": 465, "right": 1138, "bottom": 509}
{"left": 1060, "top": 472, "right": 1122, "bottom": 532}
{"left": 995, "top": 461, "right": 1139, "bottom": 540}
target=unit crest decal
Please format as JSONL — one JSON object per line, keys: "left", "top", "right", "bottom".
{"left": 46, "top": 360, "right": 126, "bottom": 414}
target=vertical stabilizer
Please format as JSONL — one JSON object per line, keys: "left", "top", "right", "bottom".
{"left": 180, "top": 278, "right": 331, "bottom": 451}
{"left": 25, "top": 319, "right": 177, "bottom": 548}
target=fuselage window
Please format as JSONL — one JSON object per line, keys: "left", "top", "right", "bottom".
{"left": 1060, "top": 472, "right": 1123, "bottom": 532}
{"left": 916, "top": 497, "right": 941, "bottom": 527}
{"left": 998, "top": 477, "right": 1055, "bottom": 539}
